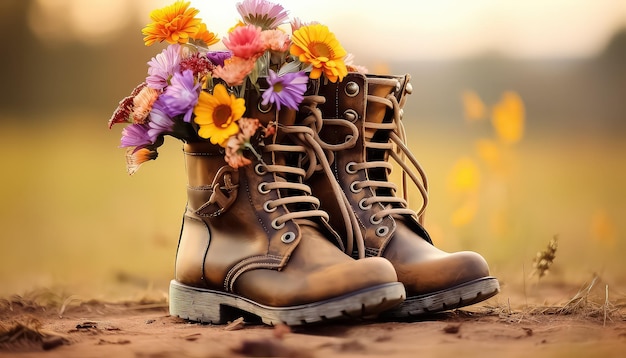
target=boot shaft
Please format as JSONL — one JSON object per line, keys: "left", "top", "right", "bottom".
{"left": 309, "top": 73, "right": 430, "bottom": 256}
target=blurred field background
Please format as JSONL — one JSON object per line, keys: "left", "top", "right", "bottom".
{"left": 0, "top": 0, "right": 625, "bottom": 304}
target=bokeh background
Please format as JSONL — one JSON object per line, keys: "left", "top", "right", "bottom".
{"left": 1, "top": 0, "right": 625, "bottom": 301}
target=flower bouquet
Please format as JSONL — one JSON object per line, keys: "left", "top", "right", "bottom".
{"left": 109, "top": 0, "right": 366, "bottom": 174}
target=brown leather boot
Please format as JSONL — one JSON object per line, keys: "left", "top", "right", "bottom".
{"left": 169, "top": 86, "right": 405, "bottom": 326}
{"left": 306, "top": 73, "right": 500, "bottom": 317}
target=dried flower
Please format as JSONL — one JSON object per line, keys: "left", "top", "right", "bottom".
{"left": 132, "top": 86, "right": 160, "bottom": 124}
{"left": 126, "top": 147, "right": 158, "bottom": 175}
{"left": 179, "top": 52, "right": 214, "bottom": 79}
{"left": 109, "top": 83, "right": 147, "bottom": 128}
{"left": 532, "top": 236, "right": 558, "bottom": 278}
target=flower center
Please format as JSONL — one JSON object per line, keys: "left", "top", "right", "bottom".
{"left": 213, "top": 105, "right": 232, "bottom": 128}
{"left": 310, "top": 42, "right": 332, "bottom": 61}
{"left": 273, "top": 81, "right": 284, "bottom": 93}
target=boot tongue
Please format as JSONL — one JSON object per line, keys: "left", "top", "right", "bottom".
{"left": 364, "top": 78, "right": 398, "bottom": 140}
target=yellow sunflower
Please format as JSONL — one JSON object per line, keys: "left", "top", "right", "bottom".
{"left": 290, "top": 24, "right": 348, "bottom": 83}
{"left": 193, "top": 84, "right": 246, "bottom": 146}
{"left": 142, "top": 1, "right": 202, "bottom": 46}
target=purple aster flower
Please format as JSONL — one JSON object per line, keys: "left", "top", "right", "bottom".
{"left": 236, "top": 0, "right": 289, "bottom": 30}
{"left": 156, "top": 70, "right": 201, "bottom": 123}
{"left": 120, "top": 123, "right": 152, "bottom": 148}
{"left": 146, "top": 44, "right": 181, "bottom": 90}
{"left": 147, "top": 104, "right": 176, "bottom": 143}
{"left": 205, "top": 50, "right": 232, "bottom": 67}
{"left": 261, "top": 70, "right": 308, "bottom": 111}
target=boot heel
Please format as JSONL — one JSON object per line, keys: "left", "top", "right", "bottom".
{"left": 169, "top": 280, "right": 234, "bottom": 324}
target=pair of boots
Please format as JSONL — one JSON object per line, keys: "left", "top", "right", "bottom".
{"left": 170, "top": 73, "right": 500, "bottom": 326}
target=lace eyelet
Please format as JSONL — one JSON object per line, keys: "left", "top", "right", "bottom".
{"left": 345, "top": 81, "right": 359, "bottom": 97}
{"left": 263, "top": 201, "right": 276, "bottom": 213}
{"left": 257, "top": 101, "right": 272, "bottom": 113}
{"left": 350, "top": 181, "right": 362, "bottom": 193}
{"left": 255, "top": 163, "right": 267, "bottom": 175}
{"left": 343, "top": 109, "right": 358, "bottom": 122}
{"left": 346, "top": 162, "right": 358, "bottom": 174}
{"left": 358, "top": 198, "right": 372, "bottom": 210}
{"left": 281, "top": 232, "right": 296, "bottom": 243}
{"left": 258, "top": 182, "right": 270, "bottom": 194}
{"left": 271, "top": 219, "right": 286, "bottom": 230}
{"left": 376, "top": 226, "right": 389, "bottom": 237}
{"left": 370, "top": 215, "right": 383, "bottom": 225}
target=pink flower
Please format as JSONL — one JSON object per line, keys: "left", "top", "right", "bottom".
{"left": 290, "top": 17, "right": 318, "bottom": 32}
{"left": 344, "top": 53, "right": 368, "bottom": 74}
{"left": 261, "top": 29, "right": 290, "bottom": 52}
{"left": 132, "top": 86, "right": 160, "bottom": 124}
{"left": 237, "top": 0, "right": 289, "bottom": 30}
{"left": 212, "top": 56, "right": 257, "bottom": 86}
{"left": 222, "top": 25, "right": 265, "bottom": 59}
{"left": 146, "top": 44, "right": 182, "bottom": 90}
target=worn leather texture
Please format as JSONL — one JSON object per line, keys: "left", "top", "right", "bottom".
{"left": 174, "top": 84, "right": 400, "bottom": 307}
{"left": 311, "top": 73, "right": 492, "bottom": 296}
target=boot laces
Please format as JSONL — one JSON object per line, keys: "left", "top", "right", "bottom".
{"left": 258, "top": 112, "right": 363, "bottom": 255}
{"left": 359, "top": 80, "right": 429, "bottom": 224}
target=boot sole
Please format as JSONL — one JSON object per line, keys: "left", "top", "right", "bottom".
{"left": 169, "top": 280, "right": 406, "bottom": 326}
{"left": 381, "top": 276, "right": 500, "bottom": 318}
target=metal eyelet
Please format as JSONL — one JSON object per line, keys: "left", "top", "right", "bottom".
{"left": 258, "top": 182, "right": 270, "bottom": 194}
{"left": 370, "top": 215, "right": 383, "bottom": 225}
{"left": 281, "top": 232, "right": 296, "bottom": 243}
{"left": 343, "top": 109, "right": 358, "bottom": 122}
{"left": 271, "top": 219, "right": 285, "bottom": 230}
{"left": 376, "top": 226, "right": 389, "bottom": 237}
{"left": 255, "top": 163, "right": 267, "bottom": 175}
{"left": 345, "top": 81, "right": 359, "bottom": 97}
{"left": 257, "top": 101, "right": 273, "bottom": 113}
{"left": 358, "top": 198, "right": 372, "bottom": 210}
{"left": 350, "top": 181, "right": 362, "bottom": 193}
{"left": 345, "top": 162, "right": 358, "bottom": 174}
{"left": 263, "top": 201, "right": 276, "bottom": 213}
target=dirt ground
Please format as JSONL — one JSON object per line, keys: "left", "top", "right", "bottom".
{"left": 1, "top": 280, "right": 625, "bottom": 358}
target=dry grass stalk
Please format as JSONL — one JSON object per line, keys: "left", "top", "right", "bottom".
{"left": 531, "top": 236, "right": 558, "bottom": 279}
{"left": 0, "top": 317, "right": 69, "bottom": 351}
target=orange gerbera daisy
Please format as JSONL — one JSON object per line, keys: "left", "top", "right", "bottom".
{"left": 290, "top": 24, "right": 348, "bottom": 83}
{"left": 193, "top": 84, "right": 246, "bottom": 146}
{"left": 194, "top": 23, "right": 220, "bottom": 46}
{"left": 142, "top": 1, "right": 202, "bottom": 46}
